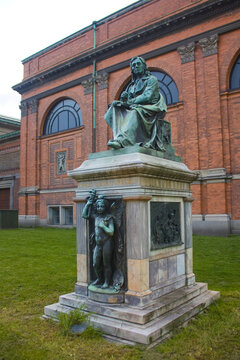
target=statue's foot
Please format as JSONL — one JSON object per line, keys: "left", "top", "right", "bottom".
{"left": 107, "top": 140, "right": 122, "bottom": 149}
{"left": 92, "top": 278, "right": 101, "bottom": 286}
{"left": 101, "top": 282, "right": 109, "bottom": 289}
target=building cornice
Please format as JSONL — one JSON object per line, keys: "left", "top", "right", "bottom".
{"left": 0, "top": 116, "right": 21, "bottom": 128}
{"left": 21, "top": 0, "right": 152, "bottom": 64}
{"left": 18, "top": 19, "right": 240, "bottom": 106}
{"left": 13, "top": 0, "right": 240, "bottom": 95}
{"left": 0, "top": 131, "right": 20, "bottom": 144}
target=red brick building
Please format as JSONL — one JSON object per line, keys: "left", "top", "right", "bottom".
{"left": 13, "top": 0, "right": 240, "bottom": 234}
{"left": 0, "top": 115, "right": 20, "bottom": 211}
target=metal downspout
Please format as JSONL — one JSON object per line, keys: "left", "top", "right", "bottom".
{"left": 92, "top": 21, "right": 97, "bottom": 153}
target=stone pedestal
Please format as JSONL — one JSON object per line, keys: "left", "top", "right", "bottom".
{"left": 44, "top": 150, "right": 219, "bottom": 346}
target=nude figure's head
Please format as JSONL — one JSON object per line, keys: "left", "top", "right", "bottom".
{"left": 96, "top": 196, "right": 108, "bottom": 214}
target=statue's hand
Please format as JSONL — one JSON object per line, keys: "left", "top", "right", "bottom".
{"left": 112, "top": 100, "right": 122, "bottom": 107}
{"left": 88, "top": 189, "right": 96, "bottom": 203}
{"left": 98, "top": 220, "right": 106, "bottom": 229}
{"left": 129, "top": 104, "right": 139, "bottom": 109}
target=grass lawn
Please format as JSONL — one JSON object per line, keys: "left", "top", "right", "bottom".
{"left": 0, "top": 228, "right": 239, "bottom": 360}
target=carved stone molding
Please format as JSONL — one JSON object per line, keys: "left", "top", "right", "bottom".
{"left": 18, "top": 186, "right": 39, "bottom": 196}
{"left": 29, "top": 98, "right": 39, "bottom": 114}
{"left": 198, "top": 34, "right": 218, "bottom": 57}
{"left": 96, "top": 72, "right": 109, "bottom": 90}
{"left": 19, "top": 101, "right": 28, "bottom": 117}
{"left": 81, "top": 76, "right": 94, "bottom": 95}
{"left": 177, "top": 42, "right": 195, "bottom": 64}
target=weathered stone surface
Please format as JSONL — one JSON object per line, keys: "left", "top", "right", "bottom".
{"left": 126, "top": 200, "right": 149, "bottom": 259}
{"left": 127, "top": 258, "right": 149, "bottom": 293}
{"left": 77, "top": 254, "right": 88, "bottom": 283}
{"left": 68, "top": 152, "right": 197, "bottom": 202}
{"left": 43, "top": 152, "right": 218, "bottom": 345}
{"left": 44, "top": 283, "right": 219, "bottom": 346}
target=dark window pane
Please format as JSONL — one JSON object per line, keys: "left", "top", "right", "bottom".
{"left": 58, "top": 111, "right": 69, "bottom": 131}
{"left": 69, "top": 112, "right": 76, "bottom": 128}
{"left": 77, "top": 108, "right": 83, "bottom": 126}
{"left": 51, "top": 117, "right": 59, "bottom": 133}
{"left": 43, "top": 98, "right": 82, "bottom": 135}
{"left": 163, "top": 75, "right": 172, "bottom": 86}
{"left": 159, "top": 83, "right": 172, "bottom": 105}
{"left": 64, "top": 99, "right": 75, "bottom": 107}
{"left": 230, "top": 56, "right": 240, "bottom": 90}
{"left": 52, "top": 208, "right": 60, "bottom": 225}
{"left": 153, "top": 72, "right": 164, "bottom": 81}
{"left": 168, "top": 82, "right": 179, "bottom": 103}
{"left": 74, "top": 103, "right": 80, "bottom": 111}
{"left": 64, "top": 207, "right": 73, "bottom": 225}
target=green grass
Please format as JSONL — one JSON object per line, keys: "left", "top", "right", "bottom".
{"left": 0, "top": 228, "right": 239, "bottom": 360}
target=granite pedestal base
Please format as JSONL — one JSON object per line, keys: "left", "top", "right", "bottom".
{"left": 44, "top": 149, "right": 220, "bottom": 345}
{"left": 44, "top": 282, "right": 219, "bottom": 346}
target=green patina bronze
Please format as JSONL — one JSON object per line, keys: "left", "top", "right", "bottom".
{"left": 150, "top": 202, "right": 183, "bottom": 250}
{"left": 105, "top": 56, "right": 169, "bottom": 151}
{"left": 82, "top": 189, "right": 125, "bottom": 293}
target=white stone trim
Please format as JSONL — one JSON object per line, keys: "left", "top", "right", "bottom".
{"left": 193, "top": 214, "right": 230, "bottom": 222}
{"left": 205, "top": 214, "right": 230, "bottom": 222}
{"left": 40, "top": 188, "right": 76, "bottom": 194}
{"left": 232, "top": 174, "right": 240, "bottom": 180}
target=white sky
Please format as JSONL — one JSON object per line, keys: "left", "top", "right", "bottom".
{"left": 0, "top": 0, "right": 136, "bottom": 120}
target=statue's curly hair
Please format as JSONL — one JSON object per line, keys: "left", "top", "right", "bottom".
{"left": 95, "top": 195, "right": 109, "bottom": 209}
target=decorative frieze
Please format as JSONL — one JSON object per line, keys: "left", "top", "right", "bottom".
{"left": 177, "top": 42, "right": 195, "bottom": 64}
{"left": 18, "top": 186, "right": 39, "bottom": 196}
{"left": 198, "top": 34, "right": 218, "bottom": 57}
{"left": 96, "top": 72, "right": 109, "bottom": 90}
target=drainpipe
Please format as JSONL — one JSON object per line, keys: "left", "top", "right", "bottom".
{"left": 92, "top": 21, "right": 97, "bottom": 153}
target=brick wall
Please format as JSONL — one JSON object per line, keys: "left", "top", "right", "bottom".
{"left": 0, "top": 139, "right": 20, "bottom": 210}
{"left": 15, "top": 0, "right": 240, "bottom": 227}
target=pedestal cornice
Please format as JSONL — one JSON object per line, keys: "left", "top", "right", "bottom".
{"left": 68, "top": 152, "right": 197, "bottom": 184}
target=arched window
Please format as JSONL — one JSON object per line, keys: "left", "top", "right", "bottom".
{"left": 152, "top": 71, "right": 179, "bottom": 105}
{"left": 230, "top": 54, "right": 240, "bottom": 90}
{"left": 120, "top": 70, "right": 179, "bottom": 106}
{"left": 43, "top": 98, "right": 82, "bottom": 135}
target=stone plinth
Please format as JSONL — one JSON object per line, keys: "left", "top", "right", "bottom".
{"left": 44, "top": 150, "right": 220, "bottom": 346}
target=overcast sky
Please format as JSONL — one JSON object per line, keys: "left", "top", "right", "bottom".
{"left": 0, "top": 0, "right": 136, "bottom": 120}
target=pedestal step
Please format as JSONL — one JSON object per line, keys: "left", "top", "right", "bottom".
{"left": 44, "top": 283, "right": 219, "bottom": 345}
{"left": 58, "top": 282, "right": 207, "bottom": 325}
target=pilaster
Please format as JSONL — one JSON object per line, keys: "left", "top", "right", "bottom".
{"left": 96, "top": 72, "right": 109, "bottom": 152}
{"left": 184, "top": 196, "right": 195, "bottom": 285}
{"left": 198, "top": 34, "right": 223, "bottom": 169}
{"left": 75, "top": 201, "right": 89, "bottom": 295}
{"left": 177, "top": 42, "right": 199, "bottom": 169}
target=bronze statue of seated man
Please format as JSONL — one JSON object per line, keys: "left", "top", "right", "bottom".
{"left": 105, "top": 56, "right": 167, "bottom": 151}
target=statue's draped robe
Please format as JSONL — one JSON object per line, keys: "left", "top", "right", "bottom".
{"left": 105, "top": 74, "right": 167, "bottom": 150}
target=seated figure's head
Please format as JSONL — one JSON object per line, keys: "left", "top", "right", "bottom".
{"left": 130, "top": 57, "right": 151, "bottom": 78}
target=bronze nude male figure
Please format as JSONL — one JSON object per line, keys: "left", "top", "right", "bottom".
{"left": 82, "top": 189, "right": 125, "bottom": 291}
